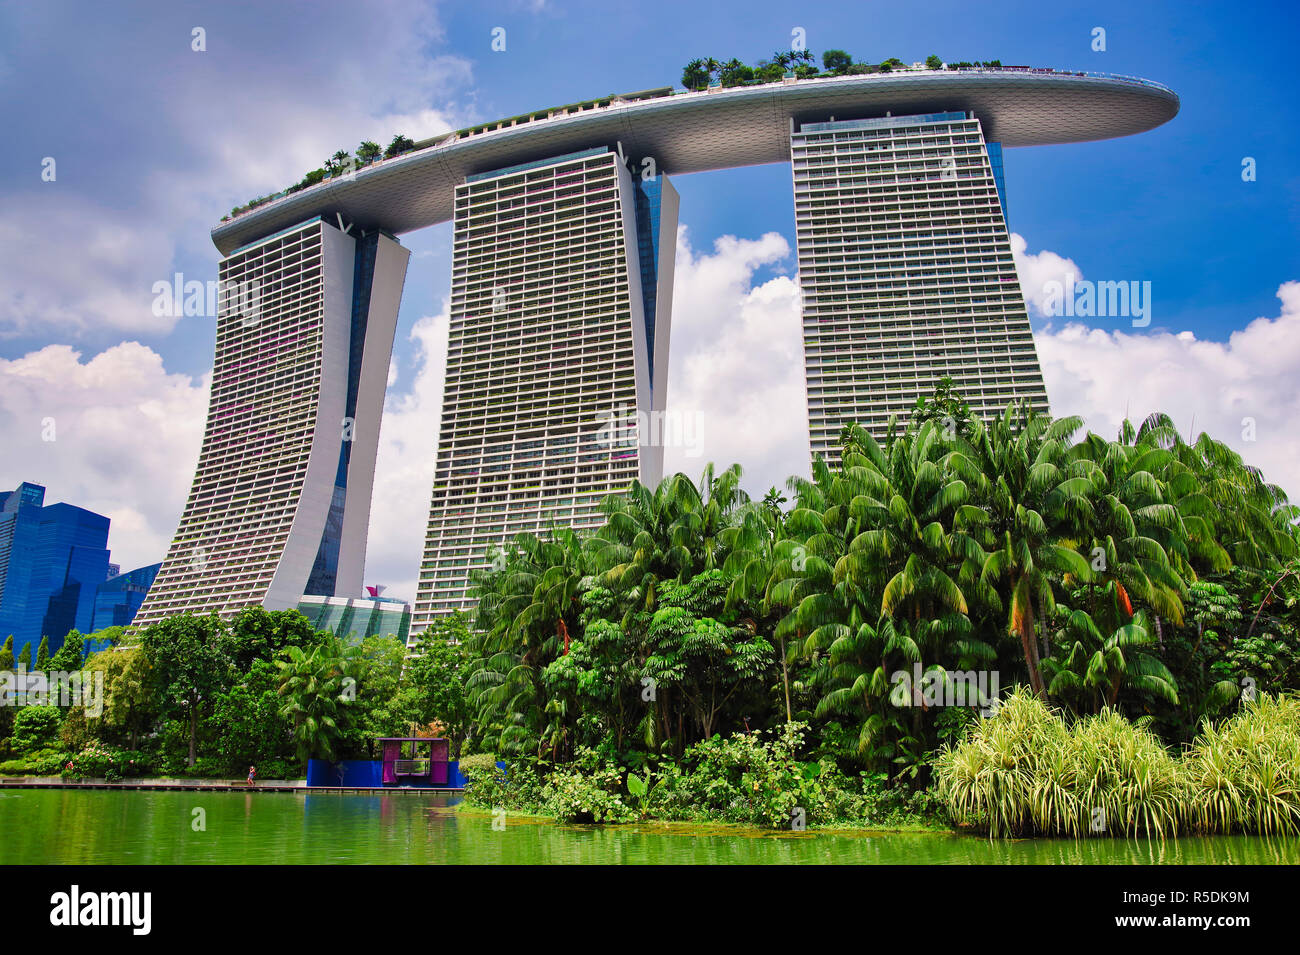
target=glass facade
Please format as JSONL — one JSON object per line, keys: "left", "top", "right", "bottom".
{"left": 633, "top": 175, "right": 664, "bottom": 384}
{"left": 133, "top": 219, "right": 410, "bottom": 629}
{"left": 413, "top": 149, "right": 676, "bottom": 629}
{"left": 0, "top": 483, "right": 111, "bottom": 657}
{"left": 296, "top": 594, "right": 411, "bottom": 645}
{"left": 91, "top": 561, "right": 162, "bottom": 631}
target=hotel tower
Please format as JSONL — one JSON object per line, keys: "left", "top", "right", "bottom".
{"left": 412, "top": 148, "right": 678, "bottom": 625}
{"left": 139, "top": 67, "right": 1175, "bottom": 635}
{"left": 792, "top": 111, "right": 1048, "bottom": 463}
{"left": 132, "top": 218, "right": 409, "bottom": 628}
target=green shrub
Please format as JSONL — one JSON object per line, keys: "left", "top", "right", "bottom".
{"left": 0, "top": 748, "right": 68, "bottom": 776}
{"left": 11, "top": 706, "right": 62, "bottom": 754}
{"left": 540, "top": 761, "right": 636, "bottom": 824}
{"left": 655, "top": 722, "right": 882, "bottom": 828}
{"left": 63, "top": 741, "right": 121, "bottom": 779}
{"left": 461, "top": 755, "right": 545, "bottom": 813}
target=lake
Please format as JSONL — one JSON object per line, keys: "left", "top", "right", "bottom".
{"left": 2, "top": 788, "right": 1295, "bottom": 864}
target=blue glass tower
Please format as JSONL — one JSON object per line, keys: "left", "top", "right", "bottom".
{"left": 0, "top": 483, "right": 111, "bottom": 657}
{"left": 91, "top": 561, "right": 162, "bottom": 631}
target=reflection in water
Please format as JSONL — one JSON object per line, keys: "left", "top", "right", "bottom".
{"left": 2, "top": 789, "right": 1296, "bottom": 864}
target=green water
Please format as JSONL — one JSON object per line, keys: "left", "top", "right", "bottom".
{"left": 2, "top": 789, "right": 1295, "bottom": 864}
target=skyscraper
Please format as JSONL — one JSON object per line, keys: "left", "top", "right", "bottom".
{"left": 412, "top": 148, "right": 677, "bottom": 627}
{"left": 132, "top": 217, "right": 410, "bottom": 629}
{"left": 0, "top": 482, "right": 111, "bottom": 657}
{"left": 91, "top": 561, "right": 162, "bottom": 631}
{"left": 792, "top": 111, "right": 1048, "bottom": 462}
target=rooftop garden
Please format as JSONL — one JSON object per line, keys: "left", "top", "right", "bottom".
{"left": 680, "top": 50, "right": 1003, "bottom": 90}
{"left": 220, "top": 53, "right": 1016, "bottom": 223}
{"left": 222, "top": 134, "right": 418, "bottom": 220}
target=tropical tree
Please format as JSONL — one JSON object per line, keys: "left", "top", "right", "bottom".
{"left": 91, "top": 647, "right": 157, "bottom": 751}
{"left": 1065, "top": 418, "right": 1189, "bottom": 628}
{"left": 822, "top": 49, "right": 853, "bottom": 72}
{"left": 587, "top": 472, "right": 714, "bottom": 618}
{"left": 324, "top": 149, "right": 353, "bottom": 176}
{"left": 140, "top": 613, "right": 232, "bottom": 767}
{"left": 719, "top": 58, "right": 753, "bottom": 86}
{"left": 400, "top": 614, "right": 472, "bottom": 755}
{"left": 275, "top": 635, "right": 363, "bottom": 769}
{"left": 681, "top": 58, "right": 709, "bottom": 90}
{"left": 48, "top": 630, "right": 85, "bottom": 672}
{"left": 356, "top": 140, "right": 382, "bottom": 165}
{"left": 467, "top": 527, "right": 590, "bottom": 755}
{"left": 961, "top": 403, "right": 1094, "bottom": 695}
{"left": 383, "top": 134, "right": 416, "bottom": 159}
{"left": 1043, "top": 586, "right": 1180, "bottom": 713}
{"left": 777, "top": 419, "right": 994, "bottom": 760}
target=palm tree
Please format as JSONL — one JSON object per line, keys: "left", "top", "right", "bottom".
{"left": 1066, "top": 417, "right": 1189, "bottom": 626}
{"left": 681, "top": 58, "right": 709, "bottom": 90}
{"left": 276, "top": 636, "right": 363, "bottom": 769}
{"left": 721, "top": 503, "right": 806, "bottom": 721}
{"left": 356, "top": 140, "right": 381, "bottom": 165}
{"left": 961, "top": 403, "right": 1094, "bottom": 695}
{"left": 587, "top": 470, "right": 734, "bottom": 618}
{"left": 1043, "top": 586, "right": 1179, "bottom": 712}
{"left": 465, "top": 528, "right": 588, "bottom": 756}
{"left": 330, "top": 150, "right": 353, "bottom": 176}
{"left": 1165, "top": 428, "right": 1298, "bottom": 574}
{"left": 761, "top": 486, "right": 787, "bottom": 532}
{"left": 782, "top": 420, "right": 995, "bottom": 753}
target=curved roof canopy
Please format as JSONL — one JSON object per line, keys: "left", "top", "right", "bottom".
{"left": 212, "top": 68, "right": 1178, "bottom": 255}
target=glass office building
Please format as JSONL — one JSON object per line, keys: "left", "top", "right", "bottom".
{"left": 91, "top": 561, "right": 162, "bottom": 631}
{"left": 0, "top": 482, "right": 111, "bottom": 657}
{"left": 295, "top": 594, "right": 411, "bottom": 645}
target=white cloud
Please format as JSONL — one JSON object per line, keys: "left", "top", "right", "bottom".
{"left": 0, "top": 196, "right": 181, "bottom": 339}
{"left": 0, "top": 342, "right": 208, "bottom": 571}
{"left": 1010, "top": 232, "right": 1085, "bottom": 319}
{"left": 662, "top": 227, "right": 810, "bottom": 496}
{"left": 0, "top": 3, "right": 474, "bottom": 340}
{"left": 11, "top": 219, "right": 1293, "bottom": 618}
{"left": 354, "top": 229, "right": 814, "bottom": 603}
{"left": 362, "top": 309, "right": 450, "bottom": 603}
{"left": 1036, "top": 280, "right": 1300, "bottom": 500}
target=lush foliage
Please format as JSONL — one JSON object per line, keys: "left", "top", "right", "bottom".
{"left": 0, "top": 607, "right": 475, "bottom": 778}
{"left": 454, "top": 387, "right": 1298, "bottom": 829}
{"left": 4, "top": 385, "right": 1298, "bottom": 837}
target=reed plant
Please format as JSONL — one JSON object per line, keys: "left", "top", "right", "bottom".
{"left": 935, "top": 688, "right": 1300, "bottom": 838}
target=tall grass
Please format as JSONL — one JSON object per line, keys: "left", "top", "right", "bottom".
{"left": 1182, "top": 695, "right": 1300, "bottom": 836}
{"left": 934, "top": 688, "right": 1300, "bottom": 838}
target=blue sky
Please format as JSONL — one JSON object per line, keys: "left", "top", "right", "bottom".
{"left": 2, "top": 0, "right": 1298, "bottom": 595}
